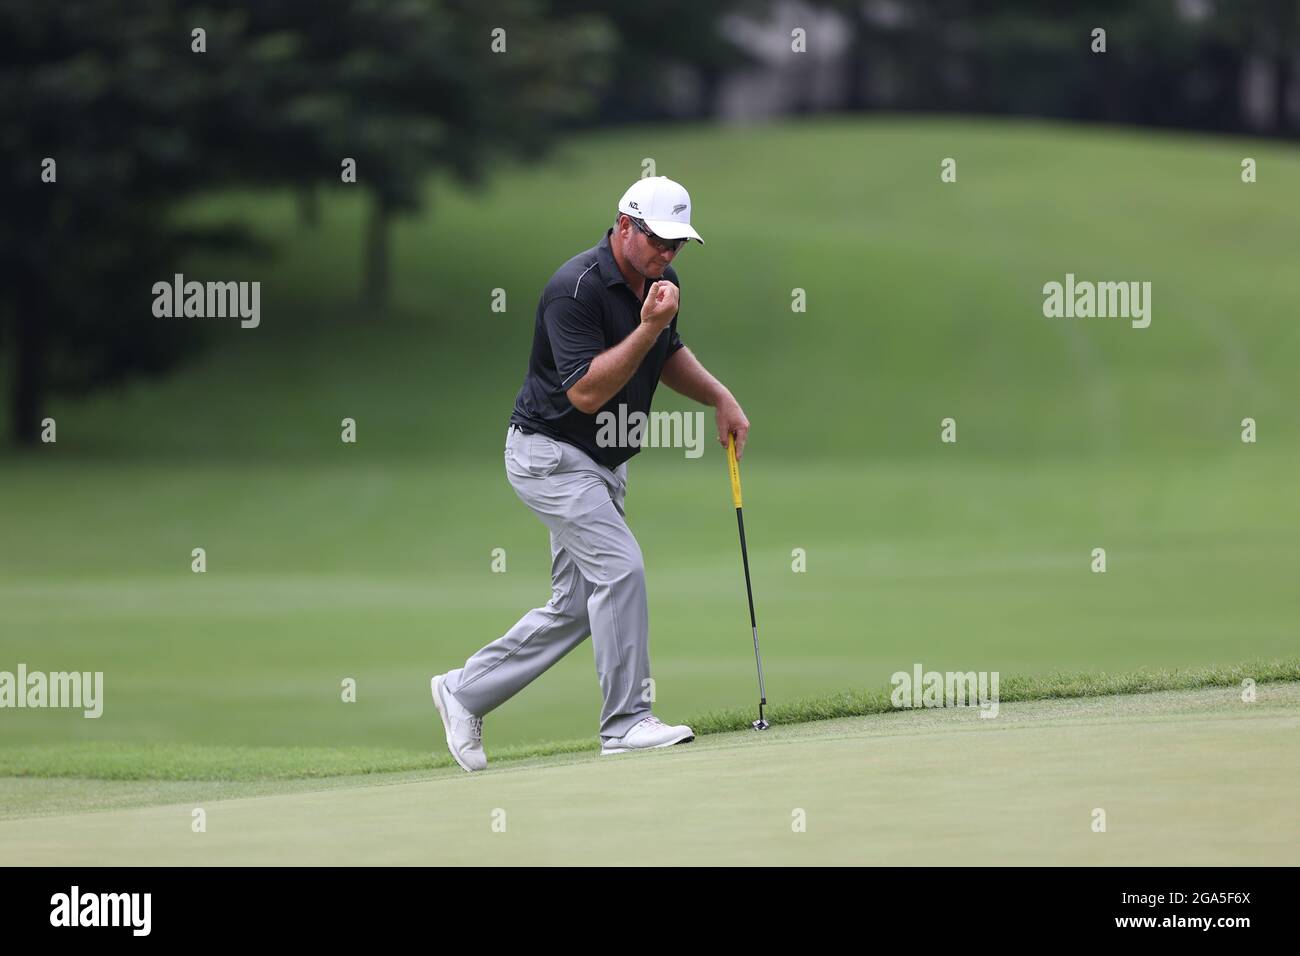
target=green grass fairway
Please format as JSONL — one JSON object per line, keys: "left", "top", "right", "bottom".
{"left": 2, "top": 683, "right": 1295, "bottom": 866}
{"left": 2, "top": 117, "right": 1298, "bottom": 786}
{"left": 2, "top": 452, "right": 1297, "bottom": 754}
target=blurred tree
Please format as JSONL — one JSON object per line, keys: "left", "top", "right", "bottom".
{"left": 1212, "top": 0, "right": 1300, "bottom": 132}
{"left": 0, "top": 0, "right": 613, "bottom": 445}
{"left": 814, "top": 0, "right": 1297, "bottom": 136}
{"left": 547, "top": 0, "right": 765, "bottom": 121}
{"left": 255, "top": 0, "right": 614, "bottom": 308}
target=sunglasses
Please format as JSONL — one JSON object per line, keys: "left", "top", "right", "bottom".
{"left": 629, "top": 217, "right": 688, "bottom": 254}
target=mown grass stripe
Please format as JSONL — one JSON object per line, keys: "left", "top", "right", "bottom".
{"left": 1, "top": 659, "right": 1293, "bottom": 782}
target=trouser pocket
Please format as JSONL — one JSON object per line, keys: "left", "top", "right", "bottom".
{"left": 508, "top": 432, "right": 562, "bottom": 479}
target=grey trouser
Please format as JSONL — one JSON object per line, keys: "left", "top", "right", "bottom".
{"left": 445, "top": 425, "right": 652, "bottom": 739}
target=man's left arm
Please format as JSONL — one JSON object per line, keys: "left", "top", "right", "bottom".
{"left": 661, "top": 345, "right": 751, "bottom": 459}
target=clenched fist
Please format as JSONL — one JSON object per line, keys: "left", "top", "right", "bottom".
{"left": 639, "top": 280, "right": 679, "bottom": 331}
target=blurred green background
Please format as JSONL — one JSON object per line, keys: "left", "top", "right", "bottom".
{"left": 3, "top": 118, "right": 1297, "bottom": 755}
{"left": 2, "top": 2, "right": 1298, "bottom": 766}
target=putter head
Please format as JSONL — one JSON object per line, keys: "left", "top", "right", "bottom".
{"left": 751, "top": 719, "right": 770, "bottom": 731}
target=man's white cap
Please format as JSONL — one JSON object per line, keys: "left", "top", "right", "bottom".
{"left": 617, "top": 176, "right": 704, "bottom": 245}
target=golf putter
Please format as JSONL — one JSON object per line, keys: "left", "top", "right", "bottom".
{"left": 727, "top": 432, "right": 770, "bottom": 730}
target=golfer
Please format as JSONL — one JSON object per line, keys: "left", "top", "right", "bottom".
{"left": 431, "top": 176, "right": 750, "bottom": 771}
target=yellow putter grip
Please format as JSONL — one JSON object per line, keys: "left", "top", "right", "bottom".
{"left": 727, "top": 433, "right": 743, "bottom": 508}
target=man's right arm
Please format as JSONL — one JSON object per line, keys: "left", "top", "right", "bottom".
{"left": 566, "top": 280, "right": 679, "bottom": 414}
{"left": 566, "top": 324, "right": 661, "bottom": 414}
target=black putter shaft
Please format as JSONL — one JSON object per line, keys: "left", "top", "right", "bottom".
{"left": 727, "top": 433, "right": 768, "bottom": 727}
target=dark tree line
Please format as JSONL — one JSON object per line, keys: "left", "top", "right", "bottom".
{"left": 821, "top": 0, "right": 1299, "bottom": 137}
{"left": 0, "top": 0, "right": 616, "bottom": 445}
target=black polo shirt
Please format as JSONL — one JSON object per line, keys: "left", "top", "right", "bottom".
{"left": 509, "top": 228, "right": 685, "bottom": 469}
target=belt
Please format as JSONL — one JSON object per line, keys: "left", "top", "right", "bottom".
{"left": 510, "top": 423, "right": 537, "bottom": 435}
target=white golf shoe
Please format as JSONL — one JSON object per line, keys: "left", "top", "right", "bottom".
{"left": 431, "top": 674, "right": 486, "bottom": 772}
{"left": 600, "top": 715, "right": 695, "bottom": 755}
